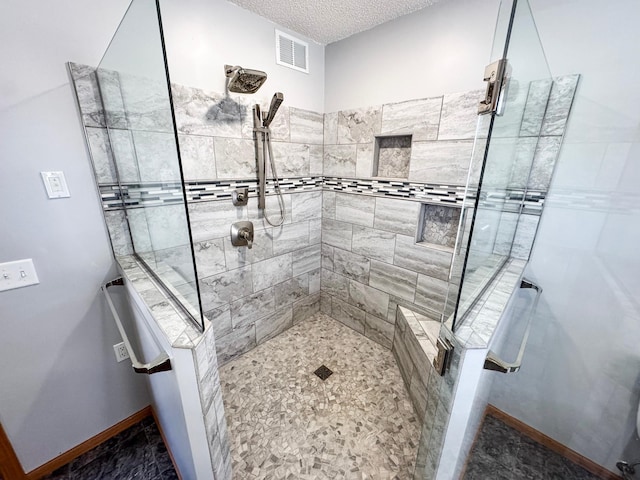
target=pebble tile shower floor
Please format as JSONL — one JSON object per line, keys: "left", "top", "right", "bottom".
{"left": 219, "top": 312, "right": 421, "bottom": 479}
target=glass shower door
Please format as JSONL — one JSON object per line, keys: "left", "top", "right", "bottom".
{"left": 445, "top": 0, "right": 553, "bottom": 332}
{"left": 414, "top": 0, "right": 554, "bottom": 477}
{"left": 97, "top": 0, "right": 204, "bottom": 329}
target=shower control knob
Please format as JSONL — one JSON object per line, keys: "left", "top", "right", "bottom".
{"left": 232, "top": 188, "right": 249, "bottom": 206}
{"left": 231, "top": 221, "right": 254, "bottom": 249}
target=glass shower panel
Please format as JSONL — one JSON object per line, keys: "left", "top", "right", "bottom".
{"left": 446, "top": 0, "right": 552, "bottom": 331}
{"left": 97, "top": 0, "right": 204, "bottom": 329}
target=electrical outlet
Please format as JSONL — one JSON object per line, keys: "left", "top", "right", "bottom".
{"left": 113, "top": 342, "right": 130, "bottom": 362}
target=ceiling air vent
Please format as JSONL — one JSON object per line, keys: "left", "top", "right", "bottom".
{"left": 275, "top": 30, "right": 309, "bottom": 74}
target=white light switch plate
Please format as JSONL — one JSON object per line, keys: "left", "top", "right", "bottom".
{"left": 41, "top": 171, "right": 70, "bottom": 198}
{"left": 0, "top": 259, "right": 40, "bottom": 292}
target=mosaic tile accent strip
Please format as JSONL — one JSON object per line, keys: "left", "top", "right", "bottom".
{"left": 219, "top": 313, "right": 420, "bottom": 479}
{"left": 100, "top": 177, "right": 323, "bottom": 209}
{"left": 323, "top": 176, "right": 467, "bottom": 205}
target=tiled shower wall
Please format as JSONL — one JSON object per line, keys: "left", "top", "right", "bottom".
{"left": 172, "top": 83, "right": 325, "bottom": 365}
{"left": 73, "top": 60, "right": 577, "bottom": 362}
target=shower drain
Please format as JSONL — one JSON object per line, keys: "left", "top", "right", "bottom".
{"left": 314, "top": 365, "right": 333, "bottom": 380}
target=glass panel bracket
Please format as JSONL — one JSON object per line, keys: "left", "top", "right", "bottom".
{"left": 478, "top": 59, "right": 509, "bottom": 115}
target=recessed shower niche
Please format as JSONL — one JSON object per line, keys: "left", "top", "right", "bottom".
{"left": 418, "top": 203, "right": 461, "bottom": 250}
{"left": 373, "top": 134, "right": 412, "bottom": 178}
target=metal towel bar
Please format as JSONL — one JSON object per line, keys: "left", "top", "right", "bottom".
{"left": 102, "top": 277, "right": 172, "bottom": 375}
{"left": 483, "top": 278, "right": 542, "bottom": 374}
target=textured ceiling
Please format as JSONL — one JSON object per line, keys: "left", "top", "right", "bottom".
{"left": 226, "top": 0, "right": 446, "bottom": 44}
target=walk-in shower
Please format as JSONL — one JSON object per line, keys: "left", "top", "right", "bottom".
{"left": 67, "top": 0, "right": 613, "bottom": 478}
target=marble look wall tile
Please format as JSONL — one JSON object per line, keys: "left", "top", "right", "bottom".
{"left": 356, "top": 142, "right": 375, "bottom": 178}
{"left": 172, "top": 84, "right": 242, "bottom": 138}
{"left": 373, "top": 197, "right": 420, "bottom": 236}
{"left": 333, "top": 248, "right": 370, "bottom": 284}
{"left": 414, "top": 274, "right": 449, "bottom": 312}
{"left": 188, "top": 201, "right": 247, "bottom": 242}
{"left": 321, "top": 268, "right": 349, "bottom": 302}
{"left": 308, "top": 268, "right": 321, "bottom": 294}
{"left": 270, "top": 142, "right": 310, "bottom": 177}
{"left": 97, "top": 70, "right": 128, "bottom": 129}
{"left": 126, "top": 209, "right": 152, "bottom": 253}
{"left": 86, "top": 127, "right": 117, "bottom": 183}
{"left": 323, "top": 144, "right": 357, "bottom": 177}
{"left": 541, "top": 74, "right": 580, "bottom": 136}
{"left": 120, "top": 74, "right": 173, "bottom": 132}
{"left": 194, "top": 238, "right": 226, "bottom": 278}
{"left": 290, "top": 108, "right": 324, "bottom": 144}
{"left": 381, "top": 97, "right": 443, "bottom": 141}
{"left": 270, "top": 222, "right": 309, "bottom": 255}
{"left": 132, "top": 131, "right": 182, "bottom": 182}
{"left": 309, "top": 219, "right": 321, "bottom": 245}
{"left": 214, "top": 138, "right": 256, "bottom": 179}
{"left": 364, "top": 314, "right": 395, "bottom": 349}
{"left": 331, "top": 297, "right": 366, "bottom": 334}
{"left": 497, "top": 137, "right": 537, "bottom": 189}
{"left": 394, "top": 235, "right": 452, "bottom": 281}
{"left": 320, "top": 292, "right": 332, "bottom": 314}
{"left": 230, "top": 287, "right": 275, "bottom": 328}
{"left": 348, "top": 280, "right": 389, "bottom": 319}
{"left": 335, "top": 193, "right": 375, "bottom": 227}
{"left": 292, "top": 244, "right": 321, "bottom": 276}
{"left": 69, "top": 63, "right": 105, "bottom": 127}
{"left": 215, "top": 324, "right": 256, "bottom": 366}
{"left": 337, "top": 107, "right": 382, "bottom": 144}
{"left": 392, "top": 331, "right": 414, "bottom": 386}
{"left": 178, "top": 134, "right": 216, "bottom": 181}
{"left": 409, "top": 140, "right": 474, "bottom": 185}
{"left": 251, "top": 253, "right": 292, "bottom": 291}
{"left": 144, "top": 204, "right": 191, "bottom": 250}
{"left": 309, "top": 144, "right": 323, "bottom": 175}
{"left": 408, "top": 368, "right": 428, "bottom": 421}
{"left": 351, "top": 226, "right": 396, "bottom": 264}
{"left": 200, "top": 265, "right": 252, "bottom": 311}
{"left": 376, "top": 136, "right": 411, "bottom": 178}
{"left": 369, "top": 260, "right": 417, "bottom": 302}
{"left": 247, "top": 194, "right": 293, "bottom": 228}
{"left": 104, "top": 209, "right": 133, "bottom": 256}
{"left": 275, "top": 275, "right": 309, "bottom": 309}
{"left": 322, "top": 191, "right": 336, "bottom": 219}
{"left": 256, "top": 306, "right": 293, "bottom": 344}
{"left": 492, "top": 211, "right": 518, "bottom": 256}
{"left": 110, "top": 129, "right": 140, "bottom": 183}
{"left": 204, "top": 304, "right": 233, "bottom": 340}
{"left": 437, "top": 90, "right": 483, "bottom": 140}
{"left": 291, "top": 191, "right": 322, "bottom": 222}
{"left": 321, "top": 244, "right": 334, "bottom": 271}
{"left": 528, "top": 136, "right": 562, "bottom": 190}
{"left": 520, "top": 79, "right": 553, "bottom": 137}
{"left": 223, "top": 227, "right": 273, "bottom": 270}
{"left": 264, "top": 104, "right": 290, "bottom": 142}
{"left": 321, "top": 218, "right": 353, "bottom": 249}
{"left": 512, "top": 214, "right": 539, "bottom": 260}
{"left": 292, "top": 293, "right": 320, "bottom": 323}
{"left": 323, "top": 112, "right": 338, "bottom": 145}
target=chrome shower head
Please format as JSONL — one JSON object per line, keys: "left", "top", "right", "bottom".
{"left": 262, "top": 92, "right": 284, "bottom": 128}
{"left": 225, "top": 65, "right": 267, "bottom": 94}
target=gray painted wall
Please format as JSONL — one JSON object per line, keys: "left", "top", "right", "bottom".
{"left": 324, "top": 0, "right": 501, "bottom": 112}
{"left": 0, "top": 0, "right": 150, "bottom": 472}
{"left": 160, "top": 0, "right": 325, "bottom": 113}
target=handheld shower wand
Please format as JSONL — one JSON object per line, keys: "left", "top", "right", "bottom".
{"left": 253, "top": 92, "right": 286, "bottom": 226}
